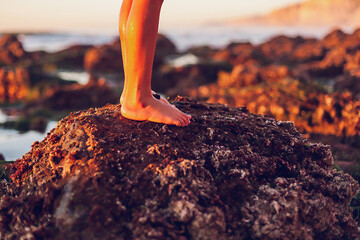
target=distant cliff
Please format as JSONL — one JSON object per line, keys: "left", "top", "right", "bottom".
{"left": 229, "top": 0, "right": 360, "bottom": 27}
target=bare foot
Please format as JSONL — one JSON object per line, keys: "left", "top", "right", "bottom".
{"left": 120, "top": 90, "right": 169, "bottom": 105}
{"left": 121, "top": 97, "right": 191, "bottom": 126}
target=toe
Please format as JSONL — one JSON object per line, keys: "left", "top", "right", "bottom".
{"left": 170, "top": 115, "right": 183, "bottom": 126}
{"left": 178, "top": 117, "right": 186, "bottom": 127}
{"left": 180, "top": 115, "right": 189, "bottom": 126}
{"left": 176, "top": 119, "right": 183, "bottom": 127}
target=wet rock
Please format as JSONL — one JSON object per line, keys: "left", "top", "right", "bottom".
{"left": 0, "top": 34, "right": 28, "bottom": 65}
{"left": 0, "top": 67, "right": 30, "bottom": 103}
{"left": 1, "top": 98, "right": 359, "bottom": 239}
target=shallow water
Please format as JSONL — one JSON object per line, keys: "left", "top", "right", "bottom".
{"left": 0, "top": 121, "right": 58, "bottom": 161}
{"left": 162, "top": 25, "right": 355, "bottom": 51}
{"left": 56, "top": 70, "right": 90, "bottom": 85}
{"left": 19, "top": 33, "right": 115, "bottom": 53}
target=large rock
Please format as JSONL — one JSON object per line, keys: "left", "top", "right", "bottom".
{"left": 1, "top": 98, "right": 359, "bottom": 239}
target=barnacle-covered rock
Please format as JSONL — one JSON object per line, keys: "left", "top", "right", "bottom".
{"left": 0, "top": 98, "right": 358, "bottom": 239}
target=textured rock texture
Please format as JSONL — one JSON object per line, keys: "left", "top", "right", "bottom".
{"left": 1, "top": 98, "right": 359, "bottom": 239}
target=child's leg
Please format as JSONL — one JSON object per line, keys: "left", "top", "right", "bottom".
{"left": 119, "top": 0, "right": 132, "bottom": 104}
{"left": 119, "top": 0, "right": 169, "bottom": 105}
{"left": 120, "top": 0, "right": 190, "bottom": 126}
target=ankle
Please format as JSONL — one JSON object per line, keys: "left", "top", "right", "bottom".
{"left": 122, "top": 92, "right": 154, "bottom": 109}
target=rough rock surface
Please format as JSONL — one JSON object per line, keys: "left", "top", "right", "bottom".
{"left": 1, "top": 98, "right": 359, "bottom": 239}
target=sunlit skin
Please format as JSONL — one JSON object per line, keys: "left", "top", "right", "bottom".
{"left": 119, "top": 0, "right": 191, "bottom": 127}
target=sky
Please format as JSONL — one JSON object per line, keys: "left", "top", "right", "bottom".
{"left": 0, "top": 0, "right": 304, "bottom": 34}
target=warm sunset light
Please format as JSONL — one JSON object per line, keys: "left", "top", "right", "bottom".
{"left": 1, "top": 0, "right": 360, "bottom": 237}
{"left": 0, "top": 0, "right": 305, "bottom": 33}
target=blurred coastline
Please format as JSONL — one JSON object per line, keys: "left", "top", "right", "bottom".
{"left": 2, "top": 25, "right": 356, "bottom": 53}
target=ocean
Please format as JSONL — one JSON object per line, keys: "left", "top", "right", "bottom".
{"left": 16, "top": 25, "right": 351, "bottom": 53}
{"left": 0, "top": 25, "right": 357, "bottom": 161}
